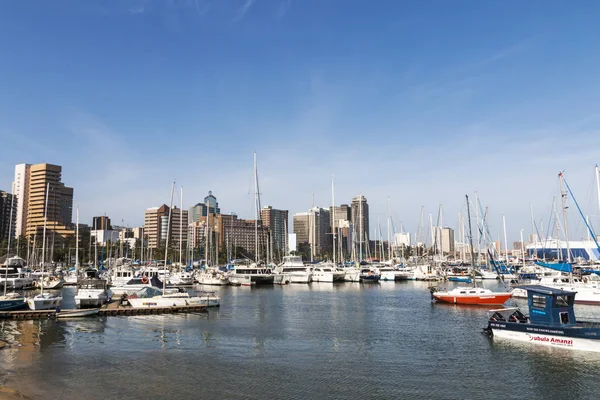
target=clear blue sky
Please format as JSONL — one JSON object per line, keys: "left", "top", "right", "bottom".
{"left": 1, "top": 0, "right": 600, "bottom": 243}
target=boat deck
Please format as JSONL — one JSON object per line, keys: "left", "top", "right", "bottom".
{"left": 0, "top": 300, "right": 207, "bottom": 320}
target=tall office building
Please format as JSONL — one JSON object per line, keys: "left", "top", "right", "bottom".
{"left": 433, "top": 226, "right": 455, "bottom": 254}
{"left": 144, "top": 205, "right": 188, "bottom": 249}
{"left": 189, "top": 191, "right": 221, "bottom": 222}
{"left": 14, "top": 163, "right": 75, "bottom": 241}
{"left": 0, "top": 190, "right": 17, "bottom": 245}
{"left": 260, "top": 206, "right": 289, "bottom": 253}
{"left": 13, "top": 163, "right": 30, "bottom": 237}
{"left": 92, "top": 216, "right": 112, "bottom": 230}
{"left": 351, "top": 195, "right": 369, "bottom": 247}
{"left": 293, "top": 207, "right": 331, "bottom": 258}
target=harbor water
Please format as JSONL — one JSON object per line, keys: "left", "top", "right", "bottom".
{"left": 2, "top": 281, "right": 600, "bottom": 399}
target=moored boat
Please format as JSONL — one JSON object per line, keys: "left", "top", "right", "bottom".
{"left": 430, "top": 286, "right": 512, "bottom": 305}
{"left": 0, "top": 292, "right": 27, "bottom": 311}
{"left": 27, "top": 292, "right": 63, "bottom": 310}
{"left": 484, "top": 285, "right": 600, "bottom": 352}
{"left": 56, "top": 308, "right": 100, "bottom": 318}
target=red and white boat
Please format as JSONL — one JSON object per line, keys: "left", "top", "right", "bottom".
{"left": 430, "top": 286, "right": 513, "bottom": 305}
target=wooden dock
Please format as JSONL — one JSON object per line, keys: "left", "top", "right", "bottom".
{"left": 0, "top": 301, "right": 207, "bottom": 320}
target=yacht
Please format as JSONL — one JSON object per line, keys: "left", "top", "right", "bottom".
{"left": 229, "top": 263, "right": 274, "bottom": 285}
{"left": 108, "top": 265, "right": 136, "bottom": 287}
{"left": 512, "top": 272, "right": 600, "bottom": 304}
{"left": 169, "top": 270, "right": 195, "bottom": 285}
{"left": 360, "top": 267, "right": 381, "bottom": 283}
{"left": 275, "top": 256, "right": 312, "bottom": 283}
{"left": 312, "top": 263, "right": 345, "bottom": 282}
{"left": 37, "top": 275, "right": 65, "bottom": 290}
{"left": 196, "top": 267, "right": 230, "bottom": 286}
{"left": 110, "top": 276, "right": 176, "bottom": 296}
{"left": 395, "top": 266, "right": 416, "bottom": 280}
{"left": 379, "top": 265, "right": 399, "bottom": 282}
{"left": 126, "top": 286, "right": 220, "bottom": 308}
{"left": 74, "top": 278, "right": 111, "bottom": 308}
{"left": 0, "top": 257, "right": 34, "bottom": 290}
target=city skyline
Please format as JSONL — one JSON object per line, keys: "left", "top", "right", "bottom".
{"left": 2, "top": 2, "right": 600, "bottom": 242}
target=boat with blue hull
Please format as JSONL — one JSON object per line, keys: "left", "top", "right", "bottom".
{"left": 484, "top": 285, "right": 600, "bottom": 352}
{"left": 0, "top": 293, "right": 27, "bottom": 311}
{"left": 448, "top": 276, "right": 472, "bottom": 283}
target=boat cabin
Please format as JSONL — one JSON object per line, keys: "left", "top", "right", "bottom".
{"left": 520, "top": 285, "right": 577, "bottom": 327}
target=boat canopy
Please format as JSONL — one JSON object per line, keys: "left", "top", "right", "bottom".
{"left": 535, "top": 261, "right": 573, "bottom": 273}
{"left": 518, "top": 285, "right": 577, "bottom": 327}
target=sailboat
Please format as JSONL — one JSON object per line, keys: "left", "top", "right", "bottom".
{"left": 1, "top": 192, "right": 27, "bottom": 311}
{"left": 513, "top": 171, "right": 600, "bottom": 304}
{"left": 431, "top": 195, "right": 512, "bottom": 306}
{"left": 27, "top": 183, "right": 63, "bottom": 310}
{"left": 127, "top": 182, "right": 219, "bottom": 308}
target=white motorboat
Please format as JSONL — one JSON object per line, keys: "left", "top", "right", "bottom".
{"left": 108, "top": 265, "right": 137, "bottom": 287}
{"left": 512, "top": 273, "right": 600, "bottom": 304}
{"left": 110, "top": 276, "right": 177, "bottom": 296}
{"left": 340, "top": 266, "right": 361, "bottom": 282}
{"left": 37, "top": 276, "right": 65, "bottom": 290}
{"left": 63, "top": 271, "right": 79, "bottom": 285}
{"left": 229, "top": 264, "right": 274, "bottom": 285}
{"left": 169, "top": 270, "right": 195, "bottom": 285}
{"left": 0, "top": 257, "right": 34, "bottom": 290}
{"left": 473, "top": 269, "right": 499, "bottom": 280}
{"left": 312, "top": 263, "right": 345, "bottom": 282}
{"left": 74, "top": 279, "right": 111, "bottom": 308}
{"left": 196, "top": 268, "right": 229, "bottom": 286}
{"left": 379, "top": 265, "right": 398, "bottom": 282}
{"left": 126, "top": 287, "right": 220, "bottom": 308}
{"left": 275, "top": 256, "right": 312, "bottom": 283}
{"left": 395, "top": 266, "right": 416, "bottom": 280}
{"left": 27, "top": 292, "right": 63, "bottom": 310}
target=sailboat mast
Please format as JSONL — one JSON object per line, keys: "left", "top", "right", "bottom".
{"left": 254, "top": 152, "right": 259, "bottom": 263}
{"left": 332, "top": 175, "right": 336, "bottom": 265}
{"left": 163, "top": 181, "right": 175, "bottom": 295}
{"left": 179, "top": 186, "right": 183, "bottom": 266}
{"left": 502, "top": 215, "right": 509, "bottom": 264}
{"left": 75, "top": 206, "right": 80, "bottom": 271}
{"left": 474, "top": 192, "right": 480, "bottom": 266}
{"left": 387, "top": 197, "right": 391, "bottom": 262}
{"left": 359, "top": 195, "right": 363, "bottom": 262}
{"left": 3, "top": 188, "right": 15, "bottom": 296}
{"left": 41, "top": 183, "right": 50, "bottom": 295}
{"left": 596, "top": 165, "right": 600, "bottom": 222}
{"left": 465, "top": 195, "right": 476, "bottom": 287}
{"left": 559, "top": 172, "right": 571, "bottom": 263}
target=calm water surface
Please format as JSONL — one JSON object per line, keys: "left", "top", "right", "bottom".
{"left": 2, "top": 281, "right": 600, "bottom": 399}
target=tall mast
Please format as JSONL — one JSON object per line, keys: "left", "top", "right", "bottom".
{"left": 75, "top": 206, "right": 80, "bottom": 271}
{"left": 254, "top": 152, "right": 259, "bottom": 263}
{"left": 387, "top": 197, "right": 391, "bottom": 262}
{"left": 331, "top": 175, "right": 336, "bottom": 265}
{"left": 502, "top": 214, "right": 509, "bottom": 264}
{"left": 474, "top": 192, "right": 480, "bottom": 266}
{"left": 465, "top": 195, "right": 476, "bottom": 287}
{"left": 559, "top": 172, "right": 571, "bottom": 263}
{"left": 3, "top": 188, "right": 15, "bottom": 296}
{"left": 179, "top": 186, "right": 183, "bottom": 266}
{"left": 359, "top": 195, "right": 363, "bottom": 262}
{"left": 41, "top": 183, "right": 50, "bottom": 295}
{"left": 596, "top": 165, "right": 600, "bottom": 224}
{"left": 164, "top": 181, "right": 175, "bottom": 295}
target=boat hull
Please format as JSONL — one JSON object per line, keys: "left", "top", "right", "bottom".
{"left": 128, "top": 296, "right": 219, "bottom": 308}
{"left": 489, "top": 323, "right": 600, "bottom": 352}
{"left": 27, "top": 296, "right": 63, "bottom": 310}
{"left": 56, "top": 309, "right": 100, "bottom": 318}
{"left": 0, "top": 299, "right": 27, "bottom": 311}
{"left": 433, "top": 293, "right": 512, "bottom": 305}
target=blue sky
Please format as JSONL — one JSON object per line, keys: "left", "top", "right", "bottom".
{"left": 1, "top": 0, "right": 600, "bottom": 244}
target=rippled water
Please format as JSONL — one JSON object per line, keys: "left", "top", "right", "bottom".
{"left": 2, "top": 281, "right": 600, "bottom": 399}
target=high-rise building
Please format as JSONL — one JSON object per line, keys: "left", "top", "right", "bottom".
{"left": 433, "top": 226, "right": 455, "bottom": 254}
{"left": 215, "top": 214, "right": 268, "bottom": 260}
{"left": 293, "top": 207, "right": 331, "bottom": 258}
{"left": 0, "top": 190, "right": 17, "bottom": 245}
{"left": 15, "top": 163, "right": 75, "bottom": 241}
{"left": 144, "top": 205, "right": 188, "bottom": 248}
{"left": 260, "top": 206, "right": 289, "bottom": 253}
{"left": 13, "top": 163, "right": 30, "bottom": 237}
{"left": 92, "top": 216, "right": 112, "bottom": 230}
{"left": 189, "top": 191, "right": 221, "bottom": 222}
{"left": 351, "top": 195, "right": 369, "bottom": 247}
